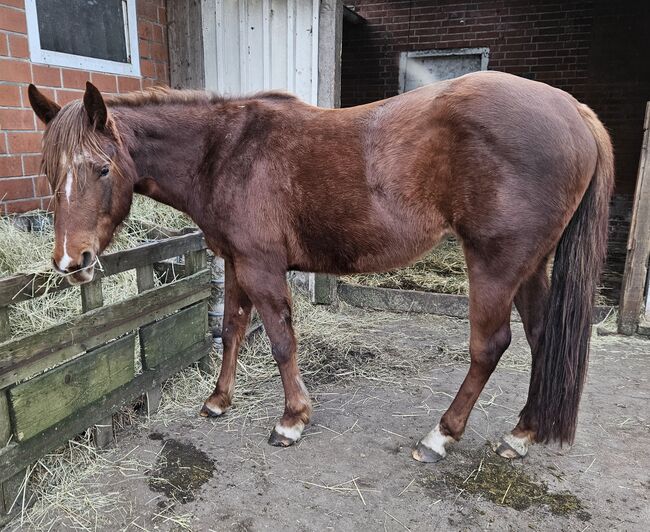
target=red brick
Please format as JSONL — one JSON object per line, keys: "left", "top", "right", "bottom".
{"left": 0, "top": 84, "right": 21, "bottom": 106}
{"left": 0, "top": 108, "right": 34, "bottom": 130}
{"left": 32, "top": 64, "right": 62, "bottom": 87}
{"left": 150, "top": 42, "right": 167, "bottom": 62}
{"left": 61, "top": 68, "right": 88, "bottom": 90}
{"left": 0, "top": 5, "right": 26, "bottom": 33}
{"left": 140, "top": 58, "right": 155, "bottom": 78}
{"left": 0, "top": 0, "right": 25, "bottom": 9}
{"left": 138, "top": 38, "right": 151, "bottom": 59}
{"left": 137, "top": 0, "right": 158, "bottom": 21}
{"left": 8, "top": 33, "right": 28, "bottom": 58}
{"left": 0, "top": 175, "right": 32, "bottom": 199}
{"left": 54, "top": 89, "right": 83, "bottom": 106}
{"left": 7, "top": 131, "right": 42, "bottom": 153}
{"left": 34, "top": 174, "right": 50, "bottom": 195}
{"left": 0, "top": 155, "right": 23, "bottom": 177}
{"left": 117, "top": 76, "right": 142, "bottom": 93}
{"left": 0, "top": 133, "right": 6, "bottom": 154}
{"left": 0, "top": 33, "right": 8, "bottom": 56}
{"left": 138, "top": 20, "right": 153, "bottom": 40}
{"left": 158, "top": 6, "right": 167, "bottom": 25}
{"left": 152, "top": 24, "right": 164, "bottom": 43}
{"left": 90, "top": 72, "right": 117, "bottom": 93}
{"left": 5, "top": 197, "right": 40, "bottom": 213}
{"left": 22, "top": 153, "right": 41, "bottom": 174}
{"left": 0, "top": 57, "right": 30, "bottom": 82}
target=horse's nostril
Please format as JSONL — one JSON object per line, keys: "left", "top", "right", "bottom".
{"left": 81, "top": 251, "right": 93, "bottom": 269}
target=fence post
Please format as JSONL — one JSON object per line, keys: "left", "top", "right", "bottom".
{"left": 0, "top": 306, "right": 29, "bottom": 523}
{"left": 184, "top": 250, "right": 213, "bottom": 374}
{"left": 80, "top": 279, "right": 115, "bottom": 449}
{"left": 135, "top": 264, "right": 163, "bottom": 415}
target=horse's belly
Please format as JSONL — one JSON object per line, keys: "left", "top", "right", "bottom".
{"left": 290, "top": 210, "right": 450, "bottom": 276}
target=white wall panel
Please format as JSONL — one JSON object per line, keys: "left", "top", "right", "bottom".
{"left": 202, "top": 0, "right": 320, "bottom": 104}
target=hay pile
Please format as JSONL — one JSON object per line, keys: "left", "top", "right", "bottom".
{"left": 342, "top": 238, "right": 469, "bottom": 295}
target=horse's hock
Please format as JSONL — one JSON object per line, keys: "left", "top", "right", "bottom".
{"left": 0, "top": 231, "right": 213, "bottom": 524}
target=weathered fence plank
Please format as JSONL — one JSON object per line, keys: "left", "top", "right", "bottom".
{"left": 0, "top": 270, "right": 210, "bottom": 389}
{"left": 10, "top": 334, "right": 136, "bottom": 442}
{"left": 0, "top": 231, "right": 206, "bottom": 306}
{"left": 141, "top": 302, "right": 208, "bottom": 370}
{"left": 338, "top": 282, "right": 614, "bottom": 323}
{"left": 0, "top": 335, "right": 211, "bottom": 483}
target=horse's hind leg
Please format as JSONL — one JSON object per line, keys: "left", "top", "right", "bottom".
{"left": 233, "top": 263, "right": 312, "bottom": 446}
{"left": 201, "top": 258, "right": 253, "bottom": 417}
{"left": 496, "top": 259, "right": 550, "bottom": 459}
{"left": 413, "top": 246, "right": 518, "bottom": 463}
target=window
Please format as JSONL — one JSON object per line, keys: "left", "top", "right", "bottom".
{"left": 399, "top": 48, "right": 489, "bottom": 93}
{"left": 25, "top": 0, "right": 140, "bottom": 76}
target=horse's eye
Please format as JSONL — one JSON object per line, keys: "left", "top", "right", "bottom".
{"left": 100, "top": 165, "right": 110, "bottom": 177}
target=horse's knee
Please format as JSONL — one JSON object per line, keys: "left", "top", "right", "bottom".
{"left": 271, "top": 337, "right": 296, "bottom": 365}
{"left": 471, "top": 323, "right": 511, "bottom": 370}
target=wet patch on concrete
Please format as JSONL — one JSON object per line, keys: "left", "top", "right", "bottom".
{"left": 423, "top": 446, "right": 590, "bottom": 519}
{"left": 148, "top": 437, "right": 215, "bottom": 504}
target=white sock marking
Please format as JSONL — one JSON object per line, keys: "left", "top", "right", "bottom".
{"left": 502, "top": 432, "right": 531, "bottom": 457}
{"left": 420, "top": 424, "right": 454, "bottom": 457}
{"left": 274, "top": 422, "right": 304, "bottom": 442}
{"left": 203, "top": 404, "right": 223, "bottom": 416}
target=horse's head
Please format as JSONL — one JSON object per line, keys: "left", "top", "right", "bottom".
{"left": 29, "top": 82, "right": 136, "bottom": 284}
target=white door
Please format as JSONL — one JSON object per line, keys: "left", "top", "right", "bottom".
{"left": 202, "top": 0, "right": 320, "bottom": 104}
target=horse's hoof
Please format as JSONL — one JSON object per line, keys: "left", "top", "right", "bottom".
{"left": 494, "top": 434, "right": 529, "bottom": 459}
{"left": 268, "top": 428, "right": 297, "bottom": 447}
{"left": 199, "top": 403, "right": 224, "bottom": 418}
{"left": 412, "top": 440, "right": 445, "bottom": 463}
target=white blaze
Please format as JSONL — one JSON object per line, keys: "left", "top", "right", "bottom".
{"left": 64, "top": 169, "right": 73, "bottom": 204}
{"left": 59, "top": 232, "right": 72, "bottom": 271}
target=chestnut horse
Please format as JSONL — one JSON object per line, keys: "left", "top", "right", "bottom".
{"left": 28, "top": 71, "right": 613, "bottom": 463}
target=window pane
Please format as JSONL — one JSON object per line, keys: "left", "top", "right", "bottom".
{"left": 404, "top": 55, "right": 482, "bottom": 91}
{"left": 36, "top": 0, "right": 129, "bottom": 63}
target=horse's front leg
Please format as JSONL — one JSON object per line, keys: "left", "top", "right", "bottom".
{"left": 236, "top": 263, "right": 312, "bottom": 446}
{"left": 201, "top": 258, "right": 252, "bottom": 417}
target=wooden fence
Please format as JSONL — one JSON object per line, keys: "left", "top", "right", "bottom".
{"left": 0, "top": 231, "right": 212, "bottom": 523}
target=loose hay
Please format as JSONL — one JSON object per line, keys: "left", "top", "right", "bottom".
{"left": 342, "top": 238, "right": 469, "bottom": 295}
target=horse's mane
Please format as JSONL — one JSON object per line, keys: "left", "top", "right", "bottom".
{"left": 42, "top": 86, "right": 299, "bottom": 192}
{"left": 105, "top": 85, "right": 298, "bottom": 108}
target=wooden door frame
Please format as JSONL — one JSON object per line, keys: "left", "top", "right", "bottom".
{"left": 618, "top": 102, "right": 650, "bottom": 334}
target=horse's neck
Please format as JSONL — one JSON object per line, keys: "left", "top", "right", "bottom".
{"left": 115, "top": 105, "right": 215, "bottom": 220}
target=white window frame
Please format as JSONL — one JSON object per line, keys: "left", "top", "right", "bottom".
{"left": 399, "top": 47, "right": 490, "bottom": 93}
{"left": 25, "top": 0, "right": 141, "bottom": 76}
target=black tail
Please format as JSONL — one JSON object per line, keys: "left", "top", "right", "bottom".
{"left": 524, "top": 104, "right": 614, "bottom": 444}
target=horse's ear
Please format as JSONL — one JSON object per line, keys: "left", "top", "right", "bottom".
{"left": 28, "top": 84, "right": 61, "bottom": 124}
{"left": 83, "top": 81, "right": 107, "bottom": 130}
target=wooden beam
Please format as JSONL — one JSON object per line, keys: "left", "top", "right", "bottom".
{"left": 0, "top": 231, "right": 205, "bottom": 306}
{"left": 0, "top": 270, "right": 210, "bottom": 390}
{"left": 0, "top": 336, "right": 212, "bottom": 484}
{"left": 339, "top": 282, "right": 614, "bottom": 323}
{"left": 10, "top": 335, "right": 136, "bottom": 442}
{"left": 619, "top": 102, "right": 650, "bottom": 335}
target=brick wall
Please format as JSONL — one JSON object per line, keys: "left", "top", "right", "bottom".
{"left": 342, "top": 0, "right": 650, "bottom": 197}
{"left": 0, "top": 0, "right": 170, "bottom": 215}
